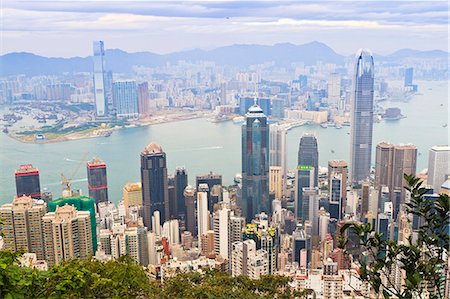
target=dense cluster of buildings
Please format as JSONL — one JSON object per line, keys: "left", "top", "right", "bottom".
{"left": 1, "top": 48, "right": 449, "bottom": 298}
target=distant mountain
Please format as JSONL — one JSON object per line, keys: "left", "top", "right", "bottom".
{"left": 0, "top": 42, "right": 447, "bottom": 76}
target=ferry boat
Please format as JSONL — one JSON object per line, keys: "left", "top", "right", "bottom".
{"left": 35, "top": 134, "right": 46, "bottom": 140}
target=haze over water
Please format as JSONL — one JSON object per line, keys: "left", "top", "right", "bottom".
{"left": 0, "top": 80, "right": 448, "bottom": 204}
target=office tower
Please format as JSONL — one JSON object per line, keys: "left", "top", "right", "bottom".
{"left": 151, "top": 211, "right": 162, "bottom": 236}
{"left": 329, "top": 174, "right": 344, "bottom": 220}
{"left": 428, "top": 146, "right": 450, "bottom": 192}
{"left": 271, "top": 98, "right": 284, "bottom": 119}
{"left": 0, "top": 196, "right": 46, "bottom": 260}
{"left": 375, "top": 142, "right": 395, "bottom": 188}
{"left": 184, "top": 185, "right": 197, "bottom": 236}
{"left": 377, "top": 213, "right": 390, "bottom": 242}
{"left": 375, "top": 142, "right": 417, "bottom": 217}
{"left": 15, "top": 164, "right": 41, "bottom": 199}
{"left": 141, "top": 143, "right": 169, "bottom": 230}
{"left": 361, "top": 183, "right": 370, "bottom": 218}
{"left": 113, "top": 81, "right": 139, "bottom": 119}
{"left": 123, "top": 182, "right": 142, "bottom": 217}
{"left": 93, "top": 41, "right": 107, "bottom": 117}
{"left": 137, "top": 82, "right": 150, "bottom": 116}
{"left": 350, "top": 49, "right": 374, "bottom": 183}
{"left": 296, "top": 134, "right": 319, "bottom": 220}
{"left": 167, "top": 176, "right": 177, "bottom": 220}
{"left": 292, "top": 228, "right": 311, "bottom": 266}
{"left": 231, "top": 240, "right": 269, "bottom": 279}
{"left": 196, "top": 172, "right": 222, "bottom": 213}
{"left": 174, "top": 167, "right": 188, "bottom": 219}
{"left": 220, "top": 82, "right": 227, "bottom": 105}
{"left": 105, "top": 70, "right": 113, "bottom": 105}
{"left": 404, "top": 67, "right": 413, "bottom": 86}
{"left": 269, "top": 166, "right": 283, "bottom": 200}
{"left": 242, "top": 104, "right": 270, "bottom": 221}
{"left": 328, "top": 73, "right": 341, "bottom": 105}
{"left": 269, "top": 124, "right": 287, "bottom": 173}
{"left": 86, "top": 157, "right": 108, "bottom": 205}
{"left": 197, "top": 184, "right": 209, "bottom": 246}
{"left": 328, "top": 160, "right": 348, "bottom": 211}
{"left": 42, "top": 205, "right": 93, "bottom": 266}
{"left": 48, "top": 196, "right": 97, "bottom": 252}
{"left": 303, "top": 187, "right": 319, "bottom": 234}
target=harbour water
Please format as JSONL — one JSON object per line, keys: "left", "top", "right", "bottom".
{"left": 0, "top": 80, "right": 448, "bottom": 204}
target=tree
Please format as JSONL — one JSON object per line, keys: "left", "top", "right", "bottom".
{"left": 339, "top": 174, "right": 449, "bottom": 298}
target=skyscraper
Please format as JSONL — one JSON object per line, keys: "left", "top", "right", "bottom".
{"left": 0, "top": 196, "right": 46, "bottom": 260}
{"left": 15, "top": 164, "right": 41, "bottom": 199}
{"left": 327, "top": 73, "right": 341, "bottom": 105}
{"left": 113, "top": 81, "right": 139, "bottom": 119}
{"left": 197, "top": 184, "right": 209, "bottom": 248}
{"left": 296, "top": 134, "right": 319, "bottom": 220}
{"left": 241, "top": 104, "right": 270, "bottom": 221}
{"left": 137, "top": 82, "right": 150, "bottom": 116}
{"left": 350, "top": 49, "right": 374, "bottom": 183}
{"left": 374, "top": 142, "right": 417, "bottom": 218}
{"left": 404, "top": 67, "right": 413, "bottom": 87}
{"left": 184, "top": 185, "right": 197, "bottom": 237}
{"left": 140, "top": 143, "right": 169, "bottom": 230}
{"left": 328, "top": 160, "right": 348, "bottom": 212}
{"left": 428, "top": 145, "right": 450, "bottom": 192}
{"left": 269, "top": 124, "right": 287, "bottom": 175}
{"left": 196, "top": 172, "right": 222, "bottom": 213}
{"left": 93, "top": 41, "right": 107, "bottom": 117}
{"left": 86, "top": 157, "right": 108, "bottom": 205}
{"left": 174, "top": 167, "right": 188, "bottom": 219}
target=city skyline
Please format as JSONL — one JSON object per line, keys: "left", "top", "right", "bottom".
{"left": 2, "top": 1, "right": 448, "bottom": 57}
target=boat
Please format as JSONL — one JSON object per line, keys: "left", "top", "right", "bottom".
{"left": 2, "top": 127, "right": 8, "bottom": 134}
{"left": 342, "top": 122, "right": 351, "bottom": 126}
{"left": 320, "top": 123, "right": 328, "bottom": 128}
{"left": 443, "top": 124, "right": 448, "bottom": 128}
{"left": 331, "top": 150, "right": 335, "bottom": 153}
{"left": 335, "top": 124, "right": 342, "bottom": 129}
{"left": 35, "top": 134, "right": 46, "bottom": 140}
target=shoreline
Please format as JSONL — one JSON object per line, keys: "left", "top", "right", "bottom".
{"left": 6, "top": 111, "right": 207, "bottom": 144}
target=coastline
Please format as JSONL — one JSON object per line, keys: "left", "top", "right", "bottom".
{"left": 6, "top": 111, "right": 206, "bottom": 144}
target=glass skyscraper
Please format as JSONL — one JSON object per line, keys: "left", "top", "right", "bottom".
{"left": 140, "top": 143, "right": 169, "bottom": 230}
{"left": 241, "top": 103, "right": 269, "bottom": 221}
{"left": 296, "top": 134, "right": 318, "bottom": 220}
{"left": 350, "top": 49, "right": 374, "bottom": 183}
{"left": 112, "top": 81, "right": 139, "bottom": 119}
{"left": 93, "top": 41, "right": 108, "bottom": 117}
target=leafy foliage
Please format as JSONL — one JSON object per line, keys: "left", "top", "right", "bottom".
{"left": 339, "top": 174, "right": 449, "bottom": 299}
{"left": 0, "top": 251, "right": 301, "bottom": 298}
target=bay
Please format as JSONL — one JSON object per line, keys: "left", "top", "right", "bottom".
{"left": 0, "top": 80, "right": 448, "bottom": 204}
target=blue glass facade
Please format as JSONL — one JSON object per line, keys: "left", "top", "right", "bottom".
{"left": 242, "top": 105, "right": 269, "bottom": 221}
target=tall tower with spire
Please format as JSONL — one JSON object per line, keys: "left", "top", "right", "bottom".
{"left": 241, "top": 103, "right": 270, "bottom": 221}
{"left": 350, "top": 49, "right": 374, "bottom": 183}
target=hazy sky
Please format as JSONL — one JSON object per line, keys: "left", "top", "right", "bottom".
{"left": 2, "top": 1, "right": 448, "bottom": 57}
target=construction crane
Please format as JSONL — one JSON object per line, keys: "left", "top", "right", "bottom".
{"left": 61, "top": 151, "right": 90, "bottom": 197}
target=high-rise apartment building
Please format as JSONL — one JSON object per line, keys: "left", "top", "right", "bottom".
{"left": 137, "top": 82, "right": 150, "bottom": 116}
{"left": 296, "top": 134, "right": 318, "bottom": 220}
{"left": 42, "top": 204, "right": 93, "bottom": 266}
{"left": 93, "top": 41, "right": 108, "bottom": 117}
{"left": 231, "top": 239, "right": 269, "bottom": 279}
{"left": 327, "top": 73, "right": 341, "bottom": 105}
{"left": 197, "top": 184, "right": 209, "bottom": 247}
{"left": 86, "top": 157, "right": 108, "bottom": 205}
{"left": 113, "top": 81, "right": 139, "bottom": 119}
{"left": 0, "top": 196, "right": 46, "bottom": 260}
{"left": 141, "top": 143, "right": 169, "bottom": 230}
{"left": 242, "top": 104, "right": 270, "bottom": 221}
{"left": 48, "top": 196, "right": 97, "bottom": 252}
{"left": 15, "top": 164, "right": 41, "bottom": 199}
{"left": 350, "top": 49, "right": 374, "bottom": 183}
{"left": 428, "top": 145, "right": 450, "bottom": 192}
